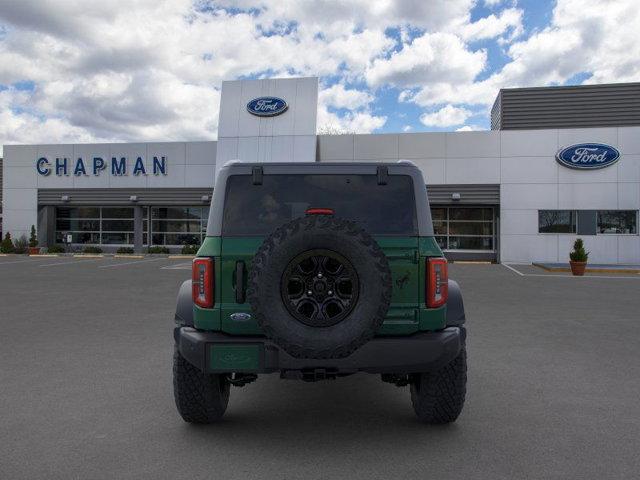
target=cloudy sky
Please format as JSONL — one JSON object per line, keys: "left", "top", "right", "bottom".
{"left": 0, "top": 0, "right": 638, "bottom": 153}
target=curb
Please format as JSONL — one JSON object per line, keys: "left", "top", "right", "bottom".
{"left": 168, "top": 255, "right": 195, "bottom": 259}
{"left": 114, "top": 254, "right": 145, "bottom": 259}
{"left": 533, "top": 263, "right": 640, "bottom": 275}
{"left": 30, "top": 254, "right": 59, "bottom": 257}
{"left": 72, "top": 254, "right": 104, "bottom": 258}
{"left": 451, "top": 260, "right": 492, "bottom": 265}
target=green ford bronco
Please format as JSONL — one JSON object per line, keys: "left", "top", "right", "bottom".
{"left": 173, "top": 161, "right": 467, "bottom": 424}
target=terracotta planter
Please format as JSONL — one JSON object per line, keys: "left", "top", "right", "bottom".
{"left": 28, "top": 246, "right": 40, "bottom": 255}
{"left": 569, "top": 261, "right": 587, "bottom": 276}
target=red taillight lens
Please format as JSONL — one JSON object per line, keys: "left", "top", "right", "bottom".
{"left": 192, "top": 258, "right": 214, "bottom": 308}
{"left": 426, "top": 257, "right": 448, "bottom": 308}
{"left": 305, "top": 208, "right": 334, "bottom": 215}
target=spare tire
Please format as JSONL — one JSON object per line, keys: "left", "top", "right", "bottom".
{"left": 247, "top": 215, "right": 392, "bottom": 359}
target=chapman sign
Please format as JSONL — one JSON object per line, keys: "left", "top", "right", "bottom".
{"left": 36, "top": 156, "right": 168, "bottom": 177}
{"left": 556, "top": 143, "right": 620, "bottom": 170}
{"left": 246, "top": 96, "right": 288, "bottom": 117}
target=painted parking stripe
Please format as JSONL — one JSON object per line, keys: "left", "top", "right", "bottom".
{"left": 39, "top": 258, "right": 103, "bottom": 267}
{"left": 161, "top": 262, "right": 192, "bottom": 270}
{"left": 0, "top": 257, "right": 56, "bottom": 266}
{"left": 98, "top": 257, "right": 165, "bottom": 269}
{"left": 502, "top": 263, "right": 524, "bottom": 276}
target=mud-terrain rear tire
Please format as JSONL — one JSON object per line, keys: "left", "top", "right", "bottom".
{"left": 173, "top": 348, "right": 230, "bottom": 423}
{"left": 247, "top": 215, "right": 392, "bottom": 359}
{"left": 410, "top": 345, "right": 467, "bottom": 424}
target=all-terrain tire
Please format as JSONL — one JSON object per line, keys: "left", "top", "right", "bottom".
{"left": 247, "top": 215, "right": 392, "bottom": 359}
{"left": 173, "top": 348, "right": 230, "bottom": 423}
{"left": 410, "top": 345, "right": 467, "bottom": 424}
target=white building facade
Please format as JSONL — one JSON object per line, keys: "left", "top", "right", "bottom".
{"left": 2, "top": 77, "right": 639, "bottom": 264}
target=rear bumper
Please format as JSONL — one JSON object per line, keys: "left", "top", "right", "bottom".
{"left": 174, "top": 326, "right": 465, "bottom": 375}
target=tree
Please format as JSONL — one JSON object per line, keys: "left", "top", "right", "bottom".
{"left": 29, "top": 225, "right": 38, "bottom": 248}
{"left": 1, "top": 232, "right": 15, "bottom": 253}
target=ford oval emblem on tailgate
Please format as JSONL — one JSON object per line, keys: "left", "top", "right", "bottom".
{"left": 230, "top": 312, "right": 252, "bottom": 322}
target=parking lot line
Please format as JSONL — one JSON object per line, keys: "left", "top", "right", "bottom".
{"left": 502, "top": 263, "right": 640, "bottom": 280}
{"left": 38, "top": 258, "right": 103, "bottom": 267}
{"left": 0, "top": 257, "right": 53, "bottom": 266}
{"left": 98, "top": 257, "right": 165, "bottom": 269}
{"left": 502, "top": 263, "right": 524, "bottom": 276}
{"left": 161, "top": 262, "right": 191, "bottom": 270}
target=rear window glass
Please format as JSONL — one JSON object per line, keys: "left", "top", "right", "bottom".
{"left": 222, "top": 174, "right": 417, "bottom": 236}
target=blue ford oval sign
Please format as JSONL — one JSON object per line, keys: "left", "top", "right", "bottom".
{"left": 556, "top": 143, "right": 620, "bottom": 170}
{"left": 247, "top": 97, "right": 288, "bottom": 117}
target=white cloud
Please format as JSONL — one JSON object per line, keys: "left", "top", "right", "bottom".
{"left": 404, "top": 0, "right": 640, "bottom": 111}
{"left": 456, "top": 125, "right": 484, "bottom": 131}
{"left": 458, "top": 7, "right": 523, "bottom": 42}
{"left": 319, "top": 84, "right": 373, "bottom": 110}
{"left": 420, "top": 105, "right": 472, "bottom": 127}
{"left": 366, "top": 32, "right": 486, "bottom": 88}
{"left": 0, "top": 0, "right": 638, "bottom": 147}
{"left": 317, "top": 105, "right": 386, "bottom": 134}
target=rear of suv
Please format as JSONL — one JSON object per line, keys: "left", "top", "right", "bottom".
{"left": 173, "top": 161, "right": 467, "bottom": 424}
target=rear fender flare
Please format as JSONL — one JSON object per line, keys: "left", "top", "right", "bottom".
{"left": 175, "top": 280, "right": 194, "bottom": 327}
{"left": 446, "top": 279, "right": 466, "bottom": 326}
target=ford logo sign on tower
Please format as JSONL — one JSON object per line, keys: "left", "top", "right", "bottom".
{"left": 556, "top": 143, "right": 620, "bottom": 170}
{"left": 247, "top": 96, "right": 288, "bottom": 117}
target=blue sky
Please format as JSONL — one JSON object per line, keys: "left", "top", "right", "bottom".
{"left": 0, "top": 0, "right": 638, "bottom": 150}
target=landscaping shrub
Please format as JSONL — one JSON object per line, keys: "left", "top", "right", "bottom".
{"left": 181, "top": 244, "right": 200, "bottom": 255}
{"left": 1, "top": 233, "right": 15, "bottom": 253}
{"left": 116, "top": 247, "right": 135, "bottom": 254}
{"left": 148, "top": 246, "right": 170, "bottom": 254}
{"left": 47, "top": 245, "right": 65, "bottom": 254}
{"left": 13, "top": 235, "right": 29, "bottom": 254}
{"left": 83, "top": 246, "right": 103, "bottom": 254}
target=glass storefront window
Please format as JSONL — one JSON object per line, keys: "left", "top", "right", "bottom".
{"left": 56, "top": 207, "right": 100, "bottom": 219}
{"left": 55, "top": 206, "right": 135, "bottom": 245}
{"left": 431, "top": 207, "right": 495, "bottom": 251}
{"left": 597, "top": 210, "right": 638, "bottom": 234}
{"left": 149, "top": 206, "right": 209, "bottom": 246}
{"left": 448, "top": 222, "right": 493, "bottom": 236}
{"left": 538, "top": 210, "right": 577, "bottom": 233}
{"left": 449, "top": 208, "right": 493, "bottom": 221}
{"left": 448, "top": 236, "right": 493, "bottom": 250}
{"left": 54, "top": 205, "right": 209, "bottom": 247}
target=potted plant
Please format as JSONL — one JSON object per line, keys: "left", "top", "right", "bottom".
{"left": 569, "top": 238, "right": 589, "bottom": 276}
{"left": 28, "top": 225, "right": 40, "bottom": 254}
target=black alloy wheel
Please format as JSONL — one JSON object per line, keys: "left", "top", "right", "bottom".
{"left": 281, "top": 249, "right": 359, "bottom": 327}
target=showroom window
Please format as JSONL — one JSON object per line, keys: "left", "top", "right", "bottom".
{"left": 56, "top": 207, "right": 143, "bottom": 245}
{"left": 538, "top": 210, "right": 577, "bottom": 233}
{"left": 597, "top": 210, "right": 638, "bottom": 234}
{"left": 431, "top": 207, "right": 494, "bottom": 251}
{"left": 150, "top": 206, "right": 209, "bottom": 246}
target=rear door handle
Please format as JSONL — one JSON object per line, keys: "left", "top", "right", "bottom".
{"left": 235, "top": 261, "right": 246, "bottom": 303}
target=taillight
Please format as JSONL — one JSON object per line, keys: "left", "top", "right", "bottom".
{"left": 192, "top": 258, "right": 214, "bottom": 308}
{"left": 426, "top": 257, "right": 448, "bottom": 308}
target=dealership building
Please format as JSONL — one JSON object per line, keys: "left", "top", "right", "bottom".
{"left": 1, "top": 78, "right": 639, "bottom": 263}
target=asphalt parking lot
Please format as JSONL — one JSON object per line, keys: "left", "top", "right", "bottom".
{"left": 1, "top": 256, "right": 639, "bottom": 479}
